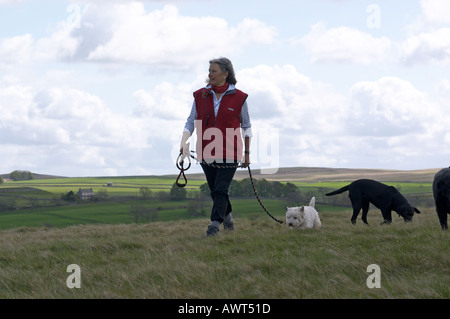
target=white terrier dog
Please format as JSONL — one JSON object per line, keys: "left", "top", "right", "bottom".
{"left": 286, "top": 197, "right": 322, "bottom": 229}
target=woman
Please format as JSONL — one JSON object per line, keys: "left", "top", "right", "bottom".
{"left": 180, "top": 57, "right": 252, "bottom": 237}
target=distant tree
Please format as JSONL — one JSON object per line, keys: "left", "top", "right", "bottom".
{"left": 10, "top": 170, "right": 34, "bottom": 181}
{"left": 139, "top": 186, "right": 152, "bottom": 199}
{"left": 93, "top": 189, "right": 108, "bottom": 201}
{"left": 214, "top": 178, "right": 302, "bottom": 199}
{"left": 169, "top": 183, "right": 186, "bottom": 201}
{"left": 270, "top": 181, "right": 284, "bottom": 198}
{"left": 10, "top": 171, "right": 19, "bottom": 181}
{"left": 282, "top": 182, "right": 299, "bottom": 197}
{"left": 0, "top": 176, "right": 3, "bottom": 184}
{"left": 228, "top": 180, "right": 241, "bottom": 198}
{"left": 61, "top": 190, "right": 77, "bottom": 202}
{"left": 239, "top": 178, "right": 254, "bottom": 197}
{"left": 256, "top": 179, "right": 270, "bottom": 197}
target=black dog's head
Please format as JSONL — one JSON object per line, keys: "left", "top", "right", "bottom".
{"left": 398, "top": 205, "right": 421, "bottom": 222}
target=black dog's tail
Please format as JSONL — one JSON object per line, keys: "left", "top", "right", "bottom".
{"left": 325, "top": 185, "right": 350, "bottom": 196}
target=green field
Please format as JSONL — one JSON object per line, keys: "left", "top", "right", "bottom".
{"left": 0, "top": 175, "right": 203, "bottom": 196}
{"left": 0, "top": 174, "right": 433, "bottom": 230}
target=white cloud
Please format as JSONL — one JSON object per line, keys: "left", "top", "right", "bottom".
{"left": 421, "top": 0, "right": 450, "bottom": 25}
{"left": 348, "top": 77, "right": 436, "bottom": 136}
{"left": 235, "top": 70, "right": 450, "bottom": 170}
{"left": 297, "top": 22, "right": 392, "bottom": 64}
{"left": 0, "top": 0, "right": 26, "bottom": 5}
{"left": 400, "top": 28, "right": 450, "bottom": 66}
{"left": 400, "top": 0, "right": 450, "bottom": 66}
{"left": 69, "top": 3, "right": 277, "bottom": 68}
{"left": 235, "top": 65, "right": 350, "bottom": 168}
{"left": 0, "top": 3, "right": 276, "bottom": 70}
{"left": 0, "top": 34, "right": 33, "bottom": 66}
{"left": 0, "top": 83, "right": 157, "bottom": 175}
{"left": 133, "top": 81, "right": 195, "bottom": 120}
{"left": 239, "top": 65, "right": 338, "bottom": 115}
{"left": 343, "top": 76, "right": 450, "bottom": 169}
{"left": 0, "top": 27, "right": 79, "bottom": 68}
{"left": 35, "top": 22, "right": 81, "bottom": 61}
{"left": 2, "top": 1, "right": 450, "bottom": 175}
{"left": 435, "top": 79, "right": 450, "bottom": 97}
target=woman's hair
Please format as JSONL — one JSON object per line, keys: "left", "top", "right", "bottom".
{"left": 209, "top": 57, "right": 237, "bottom": 85}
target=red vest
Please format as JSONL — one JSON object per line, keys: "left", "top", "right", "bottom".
{"left": 194, "top": 87, "right": 248, "bottom": 162}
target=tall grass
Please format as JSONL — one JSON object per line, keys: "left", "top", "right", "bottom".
{"left": 0, "top": 207, "right": 447, "bottom": 299}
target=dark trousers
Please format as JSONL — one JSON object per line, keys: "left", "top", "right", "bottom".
{"left": 201, "top": 161, "right": 237, "bottom": 223}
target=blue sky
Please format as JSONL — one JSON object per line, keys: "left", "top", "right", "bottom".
{"left": 1, "top": 0, "right": 450, "bottom": 177}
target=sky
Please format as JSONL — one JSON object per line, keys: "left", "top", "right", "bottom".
{"left": 0, "top": 0, "right": 450, "bottom": 177}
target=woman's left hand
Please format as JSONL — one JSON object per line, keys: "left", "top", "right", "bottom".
{"left": 242, "top": 153, "right": 250, "bottom": 168}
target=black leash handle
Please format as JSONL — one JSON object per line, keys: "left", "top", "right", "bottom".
{"left": 175, "top": 153, "right": 191, "bottom": 187}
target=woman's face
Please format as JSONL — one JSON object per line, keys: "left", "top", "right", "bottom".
{"left": 209, "top": 63, "right": 228, "bottom": 86}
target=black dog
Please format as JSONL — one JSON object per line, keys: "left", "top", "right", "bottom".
{"left": 432, "top": 167, "right": 450, "bottom": 230}
{"left": 325, "top": 179, "right": 421, "bottom": 225}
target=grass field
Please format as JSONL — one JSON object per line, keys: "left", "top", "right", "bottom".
{"left": 0, "top": 208, "right": 447, "bottom": 299}
{"left": 0, "top": 168, "right": 447, "bottom": 299}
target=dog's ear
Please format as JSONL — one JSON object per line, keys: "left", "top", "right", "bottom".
{"left": 414, "top": 207, "right": 421, "bottom": 214}
{"left": 300, "top": 206, "right": 305, "bottom": 218}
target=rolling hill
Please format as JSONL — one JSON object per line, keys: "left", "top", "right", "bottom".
{"left": 186, "top": 166, "right": 441, "bottom": 183}
{"left": 0, "top": 172, "right": 66, "bottom": 181}
{"left": 2, "top": 166, "right": 441, "bottom": 183}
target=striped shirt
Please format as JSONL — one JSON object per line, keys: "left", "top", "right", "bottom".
{"left": 183, "top": 84, "right": 253, "bottom": 137}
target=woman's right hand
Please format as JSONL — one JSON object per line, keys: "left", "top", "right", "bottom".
{"left": 179, "top": 131, "right": 191, "bottom": 159}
